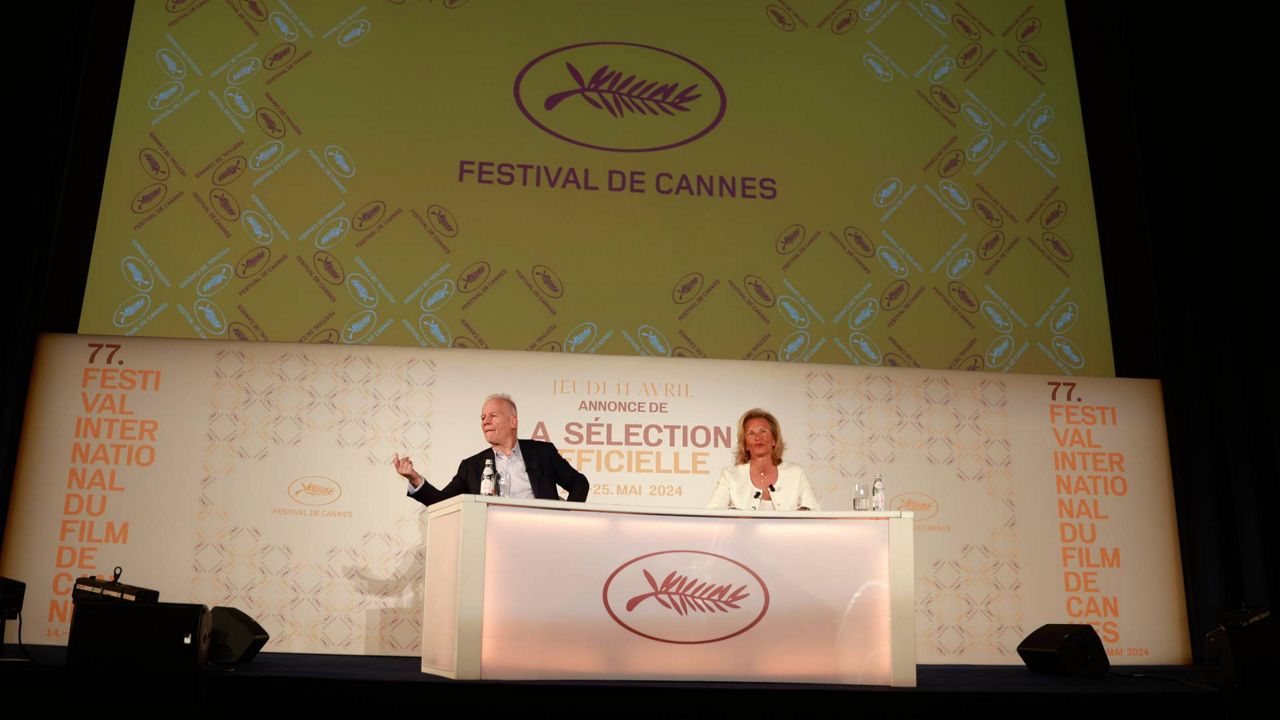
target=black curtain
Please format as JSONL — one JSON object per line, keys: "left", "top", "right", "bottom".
{"left": 1070, "top": 4, "right": 1278, "bottom": 658}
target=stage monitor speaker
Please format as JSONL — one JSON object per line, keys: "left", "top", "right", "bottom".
{"left": 67, "top": 601, "right": 211, "bottom": 671}
{"left": 1017, "top": 623, "right": 1110, "bottom": 676}
{"left": 0, "top": 576, "right": 24, "bottom": 619}
{"left": 1, "top": 576, "right": 24, "bottom": 649}
{"left": 210, "top": 606, "right": 269, "bottom": 664}
{"left": 1205, "top": 607, "right": 1275, "bottom": 690}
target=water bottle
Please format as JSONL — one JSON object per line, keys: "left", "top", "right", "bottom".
{"left": 872, "top": 473, "right": 885, "bottom": 511}
{"left": 481, "top": 459, "right": 495, "bottom": 496}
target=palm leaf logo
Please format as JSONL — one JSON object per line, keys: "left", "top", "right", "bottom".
{"left": 544, "top": 63, "right": 702, "bottom": 118}
{"left": 625, "top": 569, "right": 750, "bottom": 615}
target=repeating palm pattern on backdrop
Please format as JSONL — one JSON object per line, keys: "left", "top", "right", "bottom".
{"left": 81, "top": 0, "right": 1108, "bottom": 377}
{"left": 194, "top": 349, "right": 435, "bottom": 651}
{"left": 805, "top": 370, "right": 1020, "bottom": 656}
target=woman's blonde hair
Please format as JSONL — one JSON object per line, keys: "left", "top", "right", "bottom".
{"left": 735, "top": 408, "right": 785, "bottom": 465}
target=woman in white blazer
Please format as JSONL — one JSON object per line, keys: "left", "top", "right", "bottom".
{"left": 706, "top": 408, "right": 820, "bottom": 511}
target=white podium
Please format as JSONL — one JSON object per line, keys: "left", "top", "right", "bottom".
{"left": 420, "top": 496, "right": 916, "bottom": 686}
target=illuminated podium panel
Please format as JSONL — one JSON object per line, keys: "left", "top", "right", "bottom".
{"left": 421, "top": 496, "right": 916, "bottom": 686}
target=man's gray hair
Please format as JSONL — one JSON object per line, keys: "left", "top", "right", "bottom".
{"left": 483, "top": 393, "right": 517, "bottom": 416}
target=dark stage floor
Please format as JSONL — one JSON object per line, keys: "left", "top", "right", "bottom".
{"left": 1, "top": 644, "right": 1240, "bottom": 717}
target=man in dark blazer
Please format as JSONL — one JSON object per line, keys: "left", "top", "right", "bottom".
{"left": 392, "top": 393, "right": 589, "bottom": 507}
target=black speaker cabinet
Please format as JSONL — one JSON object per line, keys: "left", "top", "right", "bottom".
{"left": 67, "top": 601, "right": 211, "bottom": 670}
{"left": 210, "top": 606, "right": 269, "bottom": 664}
{"left": 1205, "top": 608, "right": 1275, "bottom": 690}
{"left": 1017, "top": 623, "right": 1110, "bottom": 676}
{"left": 0, "top": 576, "right": 24, "bottom": 619}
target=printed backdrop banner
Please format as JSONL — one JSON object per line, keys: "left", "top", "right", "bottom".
{"left": 80, "top": 0, "right": 1112, "bottom": 376}
{"left": 3, "top": 334, "right": 1186, "bottom": 664}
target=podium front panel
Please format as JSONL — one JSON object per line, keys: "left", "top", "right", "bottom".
{"left": 478, "top": 505, "right": 893, "bottom": 684}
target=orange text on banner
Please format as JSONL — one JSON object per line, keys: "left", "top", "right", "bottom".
{"left": 48, "top": 343, "right": 158, "bottom": 632}
{"left": 1048, "top": 395, "right": 1122, "bottom": 644}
